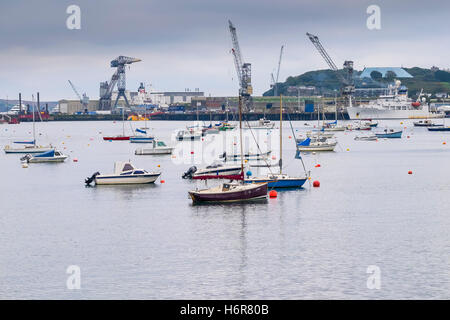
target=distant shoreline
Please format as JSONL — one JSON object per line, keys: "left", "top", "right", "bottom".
{"left": 21, "top": 112, "right": 350, "bottom": 122}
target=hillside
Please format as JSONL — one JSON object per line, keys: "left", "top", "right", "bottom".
{"left": 264, "top": 67, "right": 450, "bottom": 97}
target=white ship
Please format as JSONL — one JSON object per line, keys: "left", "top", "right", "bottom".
{"left": 347, "top": 81, "right": 445, "bottom": 120}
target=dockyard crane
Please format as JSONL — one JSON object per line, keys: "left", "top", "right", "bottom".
{"left": 68, "top": 80, "right": 89, "bottom": 110}
{"left": 99, "top": 56, "right": 141, "bottom": 110}
{"left": 271, "top": 45, "right": 284, "bottom": 96}
{"left": 306, "top": 33, "right": 355, "bottom": 99}
{"left": 228, "top": 20, "right": 253, "bottom": 110}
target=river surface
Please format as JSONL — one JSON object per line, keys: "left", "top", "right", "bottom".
{"left": 0, "top": 119, "right": 449, "bottom": 299}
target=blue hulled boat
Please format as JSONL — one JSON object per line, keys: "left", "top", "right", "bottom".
{"left": 427, "top": 126, "right": 450, "bottom": 132}
{"left": 375, "top": 129, "right": 403, "bottom": 139}
{"left": 245, "top": 174, "right": 307, "bottom": 188}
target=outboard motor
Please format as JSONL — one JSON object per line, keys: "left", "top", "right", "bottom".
{"left": 182, "top": 166, "right": 197, "bottom": 179}
{"left": 85, "top": 172, "right": 100, "bottom": 186}
{"left": 20, "top": 154, "right": 32, "bottom": 163}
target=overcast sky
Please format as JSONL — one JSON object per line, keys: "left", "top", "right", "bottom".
{"left": 0, "top": 0, "right": 449, "bottom": 101}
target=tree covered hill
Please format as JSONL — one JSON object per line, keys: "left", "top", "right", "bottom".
{"left": 264, "top": 67, "right": 450, "bottom": 97}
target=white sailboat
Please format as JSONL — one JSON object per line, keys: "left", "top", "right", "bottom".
{"left": 297, "top": 100, "right": 337, "bottom": 152}
{"left": 4, "top": 100, "right": 53, "bottom": 154}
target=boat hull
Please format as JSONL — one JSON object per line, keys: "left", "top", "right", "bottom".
{"left": 129, "top": 137, "right": 154, "bottom": 143}
{"left": 324, "top": 127, "right": 345, "bottom": 132}
{"left": 27, "top": 156, "right": 67, "bottom": 163}
{"left": 95, "top": 173, "right": 160, "bottom": 185}
{"left": 222, "top": 151, "right": 272, "bottom": 161}
{"left": 189, "top": 183, "right": 268, "bottom": 203}
{"left": 427, "top": 127, "right": 450, "bottom": 132}
{"left": 135, "top": 147, "right": 173, "bottom": 155}
{"left": 192, "top": 167, "right": 242, "bottom": 179}
{"left": 245, "top": 177, "right": 307, "bottom": 188}
{"left": 4, "top": 147, "right": 54, "bottom": 154}
{"left": 297, "top": 142, "right": 337, "bottom": 152}
{"left": 103, "top": 136, "right": 130, "bottom": 141}
{"left": 176, "top": 136, "right": 201, "bottom": 141}
{"left": 375, "top": 131, "right": 403, "bottom": 138}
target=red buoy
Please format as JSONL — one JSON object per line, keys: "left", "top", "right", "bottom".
{"left": 269, "top": 190, "right": 278, "bottom": 198}
{"left": 190, "top": 151, "right": 194, "bottom": 154}
{"left": 313, "top": 180, "right": 320, "bottom": 187}
{"left": 161, "top": 180, "right": 165, "bottom": 183}
{"left": 315, "top": 164, "right": 321, "bottom": 168}
{"left": 73, "top": 158, "right": 78, "bottom": 162}
{"left": 408, "top": 171, "right": 412, "bottom": 175}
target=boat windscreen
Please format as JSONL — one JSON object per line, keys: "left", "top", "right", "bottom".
{"left": 122, "top": 163, "right": 134, "bottom": 171}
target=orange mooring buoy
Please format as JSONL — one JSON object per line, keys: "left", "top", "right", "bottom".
{"left": 315, "top": 164, "right": 321, "bottom": 168}
{"left": 269, "top": 190, "right": 278, "bottom": 198}
{"left": 313, "top": 180, "right": 320, "bottom": 187}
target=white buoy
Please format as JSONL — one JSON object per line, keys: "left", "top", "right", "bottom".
{"left": 22, "top": 163, "right": 28, "bottom": 168}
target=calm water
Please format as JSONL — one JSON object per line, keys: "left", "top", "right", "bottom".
{"left": 0, "top": 119, "right": 449, "bottom": 299}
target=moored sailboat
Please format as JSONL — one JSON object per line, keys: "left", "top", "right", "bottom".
{"left": 188, "top": 94, "right": 268, "bottom": 204}
{"left": 3, "top": 100, "right": 53, "bottom": 154}
{"left": 245, "top": 95, "right": 308, "bottom": 188}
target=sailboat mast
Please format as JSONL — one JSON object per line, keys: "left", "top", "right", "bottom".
{"left": 335, "top": 93, "right": 338, "bottom": 124}
{"left": 317, "top": 99, "right": 320, "bottom": 138}
{"left": 279, "top": 94, "right": 283, "bottom": 174}
{"left": 122, "top": 107, "right": 125, "bottom": 136}
{"left": 239, "top": 95, "right": 244, "bottom": 176}
{"left": 32, "top": 99, "right": 36, "bottom": 146}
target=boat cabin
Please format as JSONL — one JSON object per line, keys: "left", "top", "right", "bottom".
{"left": 113, "top": 162, "right": 148, "bottom": 175}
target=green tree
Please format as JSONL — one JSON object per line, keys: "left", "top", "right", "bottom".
{"left": 370, "top": 70, "right": 383, "bottom": 80}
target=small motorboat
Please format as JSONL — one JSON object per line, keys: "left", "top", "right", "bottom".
{"left": 135, "top": 140, "right": 174, "bottom": 155}
{"left": 188, "top": 182, "right": 268, "bottom": 204}
{"left": 176, "top": 129, "right": 202, "bottom": 141}
{"left": 354, "top": 134, "right": 378, "bottom": 141}
{"left": 366, "top": 120, "right": 379, "bottom": 127}
{"left": 182, "top": 161, "right": 243, "bottom": 179}
{"left": 85, "top": 162, "right": 161, "bottom": 185}
{"left": 346, "top": 123, "right": 371, "bottom": 131}
{"left": 216, "top": 121, "right": 235, "bottom": 131}
{"left": 220, "top": 150, "right": 272, "bottom": 162}
{"left": 20, "top": 149, "right": 68, "bottom": 163}
{"left": 414, "top": 120, "right": 443, "bottom": 127}
{"left": 375, "top": 129, "right": 403, "bottom": 138}
{"left": 244, "top": 118, "right": 275, "bottom": 130}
